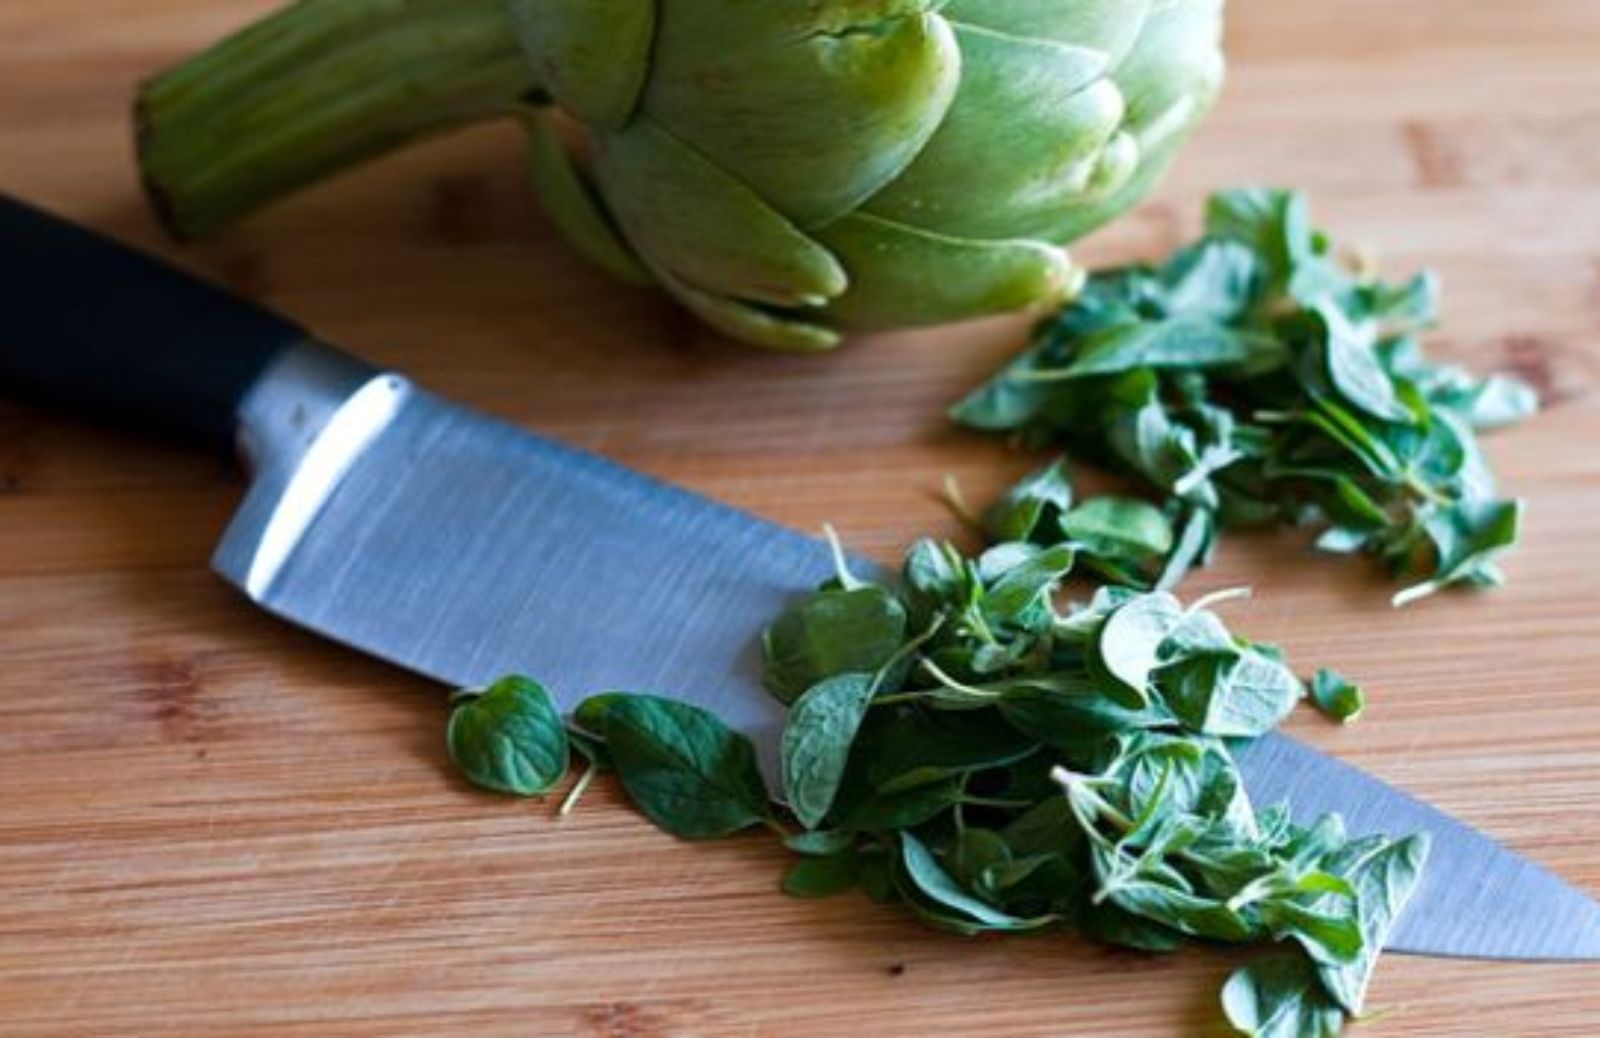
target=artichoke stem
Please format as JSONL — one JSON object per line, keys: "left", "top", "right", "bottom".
{"left": 137, "top": 0, "right": 537, "bottom": 239}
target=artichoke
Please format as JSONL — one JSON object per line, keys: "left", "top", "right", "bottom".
{"left": 138, "top": 0, "right": 1225, "bottom": 350}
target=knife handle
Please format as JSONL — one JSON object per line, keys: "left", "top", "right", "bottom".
{"left": 0, "top": 193, "right": 311, "bottom": 450}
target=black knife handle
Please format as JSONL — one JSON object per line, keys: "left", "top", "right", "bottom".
{"left": 0, "top": 193, "right": 309, "bottom": 450}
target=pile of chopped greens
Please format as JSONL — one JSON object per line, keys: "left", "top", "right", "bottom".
{"left": 952, "top": 188, "right": 1538, "bottom": 605}
{"left": 431, "top": 188, "right": 1566, "bottom": 1035}
{"left": 448, "top": 533, "right": 1426, "bottom": 1035}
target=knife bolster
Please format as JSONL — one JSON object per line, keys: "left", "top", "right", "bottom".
{"left": 215, "top": 340, "right": 409, "bottom": 598}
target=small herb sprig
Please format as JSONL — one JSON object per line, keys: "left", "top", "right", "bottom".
{"left": 448, "top": 535, "right": 1425, "bottom": 1035}
{"left": 952, "top": 188, "right": 1539, "bottom": 605}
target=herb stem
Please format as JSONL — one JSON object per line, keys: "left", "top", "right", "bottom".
{"left": 916, "top": 658, "right": 1005, "bottom": 701}
{"left": 940, "top": 474, "right": 981, "bottom": 530}
{"left": 959, "top": 795, "right": 1035, "bottom": 810}
{"left": 557, "top": 758, "right": 597, "bottom": 817}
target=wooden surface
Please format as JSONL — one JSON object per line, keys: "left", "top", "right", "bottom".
{"left": 3, "top": 1, "right": 1599, "bottom": 1034}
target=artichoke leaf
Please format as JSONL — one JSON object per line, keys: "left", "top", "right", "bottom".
{"left": 819, "top": 213, "right": 1075, "bottom": 330}
{"left": 862, "top": 24, "right": 1125, "bottom": 241}
{"left": 507, "top": 0, "right": 654, "bottom": 127}
{"left": 643, "top": 0, "right": 961, "bottom": 229}
{"left": 1110, "top": 0, "right": 1226, "bottom": 135}
{"left": 1041, "top": 0, "right": 1226, "bottom": 243}
{"left": 942, "top": 0, "right": 1155, "bottom": 65}
{"left": 653, "top": 268, "right": 842, "bottom": 354}
{"left": 1082, "top": 130, "right": 1141, "bottom": 201}
{"left": 521, "top": 111, "right": 653, "bottom": 286}
{"left": 1045, "top": 116, "right": 1197, "bottom": 244}
{"left": 593, "top": 118, "right": 848, "bottom": 309}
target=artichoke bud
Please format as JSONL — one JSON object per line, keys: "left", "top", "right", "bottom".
{"left": 136, "top": 0, "right": 1226, "bottom": 351}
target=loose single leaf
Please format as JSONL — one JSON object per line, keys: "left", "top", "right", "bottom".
{"left": 593, "top": 694, "right": 772, "bottom": 839}
{"left": 447, "top": 676, "right": 569, "bottom": 796}
{"left": 1310, "top": 668, "right": 1366, "bottom": 724}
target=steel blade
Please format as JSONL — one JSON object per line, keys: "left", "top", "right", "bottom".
{"left": 214, "top": 379, "right": 1600, "bottom": 962}
{"left": 214, "top": 386, "right": 835, "bottom": 775}
{"left": 1234, "top": 735, "right": 1600, "bottom": 959}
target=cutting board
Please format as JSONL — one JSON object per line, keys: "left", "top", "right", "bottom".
{"left": 2, "top": 1, "right": 1598, "bottom": 1034}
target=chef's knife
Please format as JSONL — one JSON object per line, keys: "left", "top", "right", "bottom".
{"left": 1, "top": 193, "right": 1596, "bottom": 961}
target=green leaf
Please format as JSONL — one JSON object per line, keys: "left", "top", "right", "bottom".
{"left": 1155, "top": 506, "right": 1216, "bottom": 592}
{"left": 572, "top": 691, "right": 625, "bottom": 736}
{"left": 1310, "top": 668, "right": 1366, "bottom": 724}
{"left": 951, "top": 827, "right": 1012, "bottom": 887}
{"left": 1221, "top": 954, "right": 1346, "bottom": 1038}
{"left": 1099, "top": 872, "right": 1253, "bottom": 942}
{"left": 981, "top": 543, "right": 1076, "bottom": 627}
{"left": 1454, "top": 373, "right": 1540, "bottom": 431}
{"left": 781, "top": 851, "right": 861, "bottom": 899}
{"left": 948, "top": 346, "right": 1057, "bottom": 431}
{"left": 1158, "top": 239, "right": 1265, "bottom": 326}
{"left": 1058, "top": 497, "right": 1175, "bottom": 560}
{"left": 999, "top": 677, "right": 1173, "bottom": 749}
{"left": 1352, "top": 270, "right": 1438, "bottom": 333}
{"left": 1204, "top": 187, "right": 1314, "bottom": 290}
{"left": 903, "top": 537, "right": 966, "bottom": 618}
{"left": 1080, "top": 902, "right": 1187, "bottom": 951}
{"left": 1095, "top": 593, "right": 1185, "bottom": 707}
{"left": 764, "top": 586, "right": 908, "bottom": 704}
{"left": 1259, "top": 899, "right": 1364, "bottom": 967}
{"left": 593, "top": 694, "right": 771, "bottom": 839}
{"left": 981, "top": 458, "right": 1073, "bottom": 542}
{"left": 446, "top": 676, "right": 569, "bottom": 796}
{"left": 836, "top": 777, "right": 963, "bottom": 833}
{"left": 1394, "top": 498, "right": 1522, "bottom": 606}
{"left": 867, "top": 709, "right": 1039, "bottom": 793}
{"left": 782, "top": 673, "right": 878, "bottom": 829}
{"left": 784, "top": 829, "right": 855, "bottom": 857}
{"left": 1318, "top": 834, "right": 1430, "bottom": 1015}
{"left": 1314, "top": 302, "right": 1411, "bottom": 424}
{"left": 1058, "top": 318, "right": 1263, "bottom": 379}
{"left": 898, "top": 832, "right": 1054, "bottom": 933}
{"left": 1001, "top": 796, "right": 1082, "bottom": 859}
{"left": 1160, "top": 648, "right": 1304, "bottom": 738}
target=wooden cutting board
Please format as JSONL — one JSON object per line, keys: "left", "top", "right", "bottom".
{"left": 2, "top": 1, "right": 1598, "bottom": 1034}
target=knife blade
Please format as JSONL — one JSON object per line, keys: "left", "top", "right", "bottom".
{"left": 2, "top": 192, "right": 1596, "bottom": 961}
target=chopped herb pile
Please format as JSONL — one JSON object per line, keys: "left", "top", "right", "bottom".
{"left": 448, "top": 534, "right": 1427, "bottom": 1035}
{"left": 951, "top": 188, "right": 1539, "bottom": 605}
{"left": 426, "top": 187, "right": 1542, "bottom": 1034}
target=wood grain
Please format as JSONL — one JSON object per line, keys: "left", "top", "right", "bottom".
{"left": 3, "top": 1, "right": 1599, "bottom": 1034}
